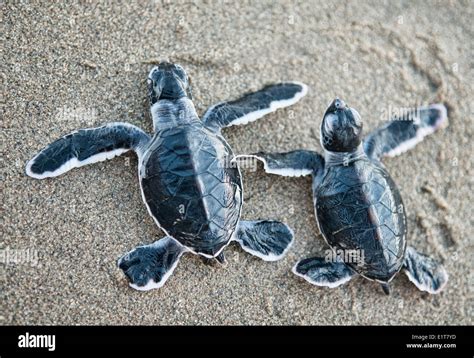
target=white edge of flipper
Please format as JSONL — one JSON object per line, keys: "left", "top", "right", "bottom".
{"left": 118, "top": 238, "right": 188, "bottom": 292}
{"left": 403, "top": 267, "right": 449, "bottom": 294}
{"left": 128, "top": 254, "right": 181, "bottom": 291}
{"left": 26, "top": 148, "right": 130, "bottom": 179}
{"left": 292, "top": 261, "right": 353, "bottom": 288}
{"left": 228, "top": 82, "right": 308, "bottom": 127}
{"left": 385, "top": 103, "right": 448, "bottom": 158}
{"left": 25, "top": 122, "right": 147, "bottom": 179}
{"left": 204, "top": 82, "right": 309, "bottom": 127}
{"left": 232, "top": 221, "right": 295, "bottom": 262}
{"left": 233, "top": 154, "right": 313, "bottom": 177}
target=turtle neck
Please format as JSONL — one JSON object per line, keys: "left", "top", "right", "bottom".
{"left": 150, "top": 97, "right": 199, "bottom": 131}
{"left": 324, "top": 144, "right": 366, "bottom": 168}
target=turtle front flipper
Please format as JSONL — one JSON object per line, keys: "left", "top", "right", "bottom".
{"left": 293, "top": 257, "right": 355, "bottom": 288}
{"left": 202, "top": 82, "right": 308, "bottom": 131}
{"left": 243, "top": 150, "right": 324, "bottom": 177}
{"left": 26, "top": 122, "right": 150, "bottom": 179}
{"left": 402, "top": 246, "right": 448, "bottom": 294}
{"left": 363, "top": 104, "right": 448, "bottom": 160}
{"left": 117, "top": 236, "right": 186, "bottom": 291}
{"left": 232, "top": 220, "right": 294, "bottom": 261}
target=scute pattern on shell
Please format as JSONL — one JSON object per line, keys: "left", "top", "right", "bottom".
{"left": 141, "top": 121, "right": 242, "bottom": 256}
{"left": 315, "top": 158, "right": 407, "bottom": 281}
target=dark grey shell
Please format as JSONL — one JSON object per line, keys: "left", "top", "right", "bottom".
{"left": 140, "top": 121, "right": 242, "bottom": 257}
{"left": 314, "top": 158, "right": 407, "bottom": 282}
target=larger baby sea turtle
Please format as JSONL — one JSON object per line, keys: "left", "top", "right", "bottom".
{"left": 250, "top": 98, "right": 449, "bottom": 295}
{"left": 26, "top": 62, "right": 308, "bottom": 290}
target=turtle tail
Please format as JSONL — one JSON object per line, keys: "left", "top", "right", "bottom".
{"left": 380, "top": 282, "right": 391, "bottom": 295}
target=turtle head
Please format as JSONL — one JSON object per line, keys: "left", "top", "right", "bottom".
{"left": 320, "top": 98, "right": 363, "bottom": 152}
{"left": 147, "top": 62, "right": 192, "bottom": 104}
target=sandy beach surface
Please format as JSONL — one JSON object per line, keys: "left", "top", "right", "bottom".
{"left": 2, "top": 1, "right": 473, "bottom": 325}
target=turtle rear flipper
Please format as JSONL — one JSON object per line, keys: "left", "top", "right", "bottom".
{"left": 233, "top": 220, "right": 294, "bottom": 261}
{"left": 403, "top": 246, "right": 448, "bottom": 294}
{"left": 26, "top": 122, "right": 150, "bottom": 179}
{"left": 118, "top": 236, "right": 186, "bottom": 291}
{"left": 202, "top": 82, "right": 308, "bottom": 131}
{"left": 242, "top": 150, "right": 324, "bottom": 177}
{"left": 293, "top": 257, "right": 355, "bottom": 288}
{"left": 364, "top": 104, "right": 448, "bottom": 160}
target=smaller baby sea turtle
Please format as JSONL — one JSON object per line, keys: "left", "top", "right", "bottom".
{"left": 25, "top": 62, "right": 308, "bottom": 290}
{"left": 250, "top": 98, "right": 449, "bottom": 295}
